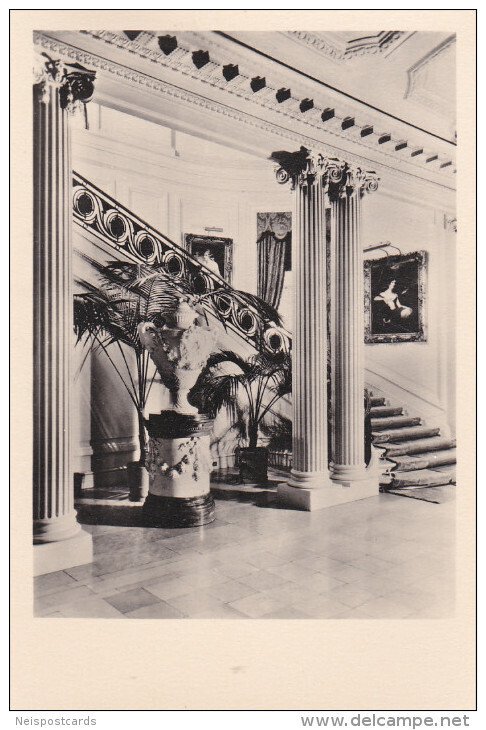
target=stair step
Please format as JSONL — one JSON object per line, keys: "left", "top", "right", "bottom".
{"left": 370, "top": 406, "right": 404, "bottom": 418}
{"left": 371, "top": 415, "right": 421, "bottom": 431}
{"left": 373, "top": 426, "right": 441, "bottom": 444}
{"left": 383, "top": 468, "right": 456, "bottom": 489}
{"left": 388, "top": 449, "right": 456, "bottom": 472}
{"left": 383, "top": 436, "right": 456, "bottom": 457}
{"left": 370, "top": 396, "right": 386, "bottom": 407}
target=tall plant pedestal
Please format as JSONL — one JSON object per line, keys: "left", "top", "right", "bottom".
{"left": 143, "top": 412, "right": 215, "bottom": 527}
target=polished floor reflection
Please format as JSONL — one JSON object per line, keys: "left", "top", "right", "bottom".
{"left": 34, "top": 481, "right": 455, "bottom": 619}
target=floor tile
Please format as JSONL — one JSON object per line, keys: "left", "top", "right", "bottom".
{"left": 39, "top": 611, "right": 64, "bottom": 618}
{"left": 357, "top": 596, "right": 417, "bottom": 619}
{"left": 267, "top": 561, "right": 317, "bottom": 582}
{"left": 189, "top": 605, "right": 249, "bottom": 619}
{"left": 325, "top": 583, "right": 376, "bottom": 608}
{"left": 288, "top": 555, "right": 345, "bottom": 574}
{"left": 165, "top": 590, "right": 226, "bottom": 617}
{"left": 59, "top": 596, "right": 125, "bottom": 618}
{"left": 291, "top": 595, "right": 350, "bottom": 619}
{"left": 104, "top": 587, "right": 161, "bottom": 614}
{"left": 34, "top": 585, "right": 96, "bottom": 615}
{"left": 261, "top": 607, "right": 313, "bottom": 619}
{"left": 124, "top": 601, "right": 185, "bottom": 619}
{"left": 34, "top": 570, "right": 78, "bottom": 596}
{"left": 332, "top": 607, "right": 375, "bottom": 619}
{"left": 294, "top": 572, "right": 345, "bottom": 594}
{"left": 322, "top": 564, "right": 369, "bottom": 584}
{"left": 144, "top": 576, "right": 196, "bottom": 601}
{"left": 239, "top": 569, "right": 289, "bottom": 592}
{"left": 214, "top": 561, "right": 260, "bottom": 580}
{"left": 244, "top": 551, "right": 290, "bottom": 569}
{"left": 178, "top": 569, "right": 229, "bottom": 590}
{"left": 261, "top": 581, "right": 317, "bottom": 606}
{"left": 345, "top": 555, "right": 393, "bottom": 575}
{"left": 228, "top": 592, "right": 287, "bottom": 618}
{"left": 206, "top": 580, "right": 258, "bottom": 603}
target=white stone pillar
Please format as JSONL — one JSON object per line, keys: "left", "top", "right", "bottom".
{"left": 33, "top": 56, "right": 95, "bottom": 575}
{"left": 328, "top": 162, "right": 379, "bottom": 486}
{"left": 273, "top": 154, "right": 334, "bottom": 510}
{"left": 272, "top": 150, "right": 380, "bottom": 509}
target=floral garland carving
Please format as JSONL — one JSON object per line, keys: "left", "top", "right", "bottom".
{"left": 147, "top": 436, "right": 210, "bottom": 482}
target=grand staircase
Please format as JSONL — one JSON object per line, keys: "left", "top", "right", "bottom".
{"left": 72, "top": 171, "right": 290, "bottom": 357}
{"left": 73, "top": 173, "right": 456, "bottom": 496}
{"left": 369, "top": 396, "right": 456, "bottom": 491}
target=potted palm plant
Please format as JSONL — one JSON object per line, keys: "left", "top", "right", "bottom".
{"left": 190, "top": 350, "right": 291, "bottom": 482}
{"left": 74, "top": 258, "right": 286, "bottom": 497}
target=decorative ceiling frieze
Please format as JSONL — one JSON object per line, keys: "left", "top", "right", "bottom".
{"left": 33, "top": 30, "right": 456, "bottom": 187}
{"left": 284, "top": 31, "right": 410, "bottom": 62}
{"left": 405, "top": 35, "right": 456, "bottom": 121}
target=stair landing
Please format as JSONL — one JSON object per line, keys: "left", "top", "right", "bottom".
{"left": 369, "top": 393, "right": 456, "bottom": 493}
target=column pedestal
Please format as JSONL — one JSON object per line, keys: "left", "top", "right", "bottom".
{"left": 143, "top": 412, "right": 215, "bottom": 527}
{"left": 277, "top": 478, "right": 377, "bottom": 511}
{"left": 34, "top": 532, "right": 93, "bottom": 577}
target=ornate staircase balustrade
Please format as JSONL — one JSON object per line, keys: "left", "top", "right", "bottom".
{"left": 72, "top": 172, "right": 290, "bottom": 356}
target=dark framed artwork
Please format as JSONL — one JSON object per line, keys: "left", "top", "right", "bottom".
{"left": 185, "top": 233, "right": 233, "bottom": 284}
{"left": 364, "top": 250, "right": 427, "bottom": 343}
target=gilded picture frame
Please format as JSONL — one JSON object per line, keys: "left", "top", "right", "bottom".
{"left": 185, "top": 233, "right": 233, "bottom": 284}
{"left": 364, "top": 250, "right": 427, "bottom": 343}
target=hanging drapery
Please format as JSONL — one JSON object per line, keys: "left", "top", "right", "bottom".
{"left": 257, "top": 231, "right": 287, "bottom": 310}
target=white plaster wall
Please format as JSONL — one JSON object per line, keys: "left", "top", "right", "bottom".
{"left": 362, "top": 190, "right": 456, "bottom": 433}
{"left": 72, "top": 104, "right": 292, "bottom": 296}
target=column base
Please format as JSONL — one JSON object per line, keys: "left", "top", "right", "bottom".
{"left": 277, "top": 475, "right": 378, "bottom": 512}
{"left": 143, "top": 492, "right": 215, "bottom": 528}
{"left": 34, "top": 528, "right": 93, "bottom": 577}
{"left": 330, "top": 464, "right": 372, "bottom": 488}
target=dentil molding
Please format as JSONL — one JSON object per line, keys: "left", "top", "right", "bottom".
{"left": 34, "top": 32, "right": 456, "bottom": 200}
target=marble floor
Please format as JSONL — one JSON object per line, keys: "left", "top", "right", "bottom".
{"left": 34, "top": 480, "right": 455, "bottom": 620}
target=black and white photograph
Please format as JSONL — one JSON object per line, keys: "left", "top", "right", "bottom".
{"left": 11, "top": 8, "right": 476, "bottom": 715}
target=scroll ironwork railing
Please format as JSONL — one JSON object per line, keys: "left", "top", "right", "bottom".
{"left": 72, "top": 172, "right": 291, "bottom": 355}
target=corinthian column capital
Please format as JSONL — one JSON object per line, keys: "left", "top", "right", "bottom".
{"left": 271, "top": 147, "right": 379, "bottom": 198}
{"left": 271, "top": 145, "right": 317, "bottom": 189}
{"left": 34, "top": 53, "right": 96, "bottom": 113}
{"left": 325, "top": 161, "right": 379, "bottom": 201}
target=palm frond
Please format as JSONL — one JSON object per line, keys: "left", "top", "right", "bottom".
{"left": 259, "top": 415, "right": 292, "bottom": 451}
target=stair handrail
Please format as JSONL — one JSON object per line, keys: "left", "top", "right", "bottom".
{"left": 72, "top": 171, "right": 291, "bottom": 356}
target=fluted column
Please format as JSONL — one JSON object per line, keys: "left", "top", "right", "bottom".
{"left": 271, "top": 148, "right": 379, "bottom": 509}
{"left": 289, "top": 165, "right": 330, "bottom": 487}
{"left": 272, "top": 152, "right": 333, "bottom": 510}
{"left": 328, "top": 162, "right": 379, "bottom": 485}
{"left": 33, "top": 55, "right": 95, "bottom": 573}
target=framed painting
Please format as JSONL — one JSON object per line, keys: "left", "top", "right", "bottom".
{"left": 364, "top": 250, "right": 427, "bottom": 343}
{"left": 185, "top": 233, "right": 233, "bottom": 284}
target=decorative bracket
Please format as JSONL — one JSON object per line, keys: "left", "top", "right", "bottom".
{"left": 34, "top": 53, "right": 96, "bottom": 113}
